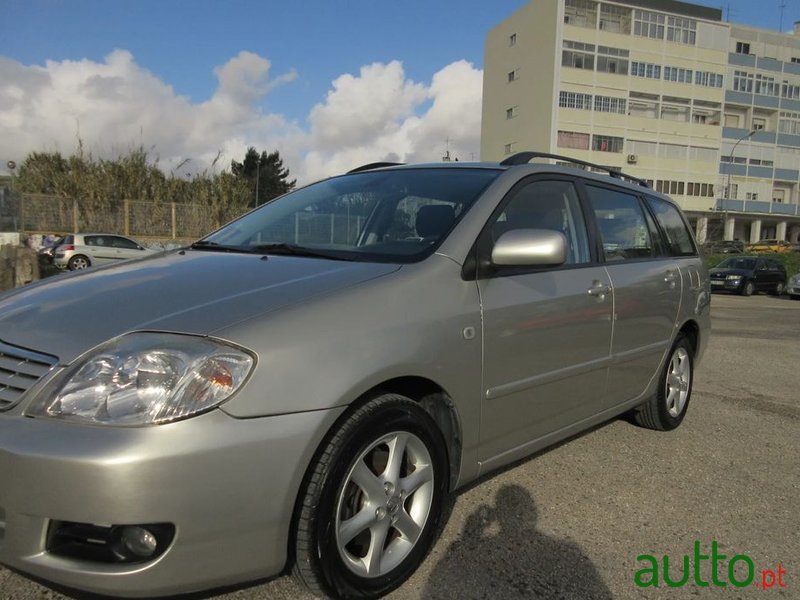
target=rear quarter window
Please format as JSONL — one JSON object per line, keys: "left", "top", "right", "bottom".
{"left": 645, "top": 196, "right": 696, "bottom": 256}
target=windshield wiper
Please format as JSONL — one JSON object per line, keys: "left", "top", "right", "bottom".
{"left": 190, "top": 241, "right": 255, "bottom": 253}
{"left": 250, "top": 243, "right": 356, "bottom": 261}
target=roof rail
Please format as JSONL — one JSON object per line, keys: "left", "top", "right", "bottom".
{"left": 347, "top": 162, "right": 404, "bottom": 174}
{"left": 499, "top": 151, "right": 650, "bottom": 188}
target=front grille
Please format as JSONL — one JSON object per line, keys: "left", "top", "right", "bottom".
{"left": 0, "top": 341, "right": 58, "bottom": 410}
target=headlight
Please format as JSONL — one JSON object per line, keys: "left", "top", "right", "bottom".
{"left": 725, "top": 275, "right": 742, "bottom": 281}
{"left": 27, "top": 333, "right": 254, "bottom": 426}
{"left": 791, "top": 274, "right": 800, "bottom": 285}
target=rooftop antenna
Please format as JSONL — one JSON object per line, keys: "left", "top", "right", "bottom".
{"left": 779, "top": 0, "right": 787, "bottom": 31}
{"left": 722, "top": 2, "right": 734, "bottom": 22}
{"left": 442, "top": 137, "right": 452, "bottom": 162}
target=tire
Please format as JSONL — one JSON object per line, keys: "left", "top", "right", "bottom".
{"left": 68, "top": 255, "right": 90, "bottom": 270}
{"left": 292, "top": 394, "right": 449, "bottom": 599}
{"left": 634, "top": 335, "right": 694, "bottom": 431}
{"left": 769, "top": 281, "right": 785, "bottom": 296}
{"left": 740, "top": 280, "right": 754, "bottom": 296}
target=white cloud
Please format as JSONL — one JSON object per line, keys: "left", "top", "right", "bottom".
{"left": 0, "top": 51, "right": 482, "bottom": 183}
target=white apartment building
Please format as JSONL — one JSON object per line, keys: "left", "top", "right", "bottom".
{"left": 481, "top": 0, "right": 800, "bottom": 243}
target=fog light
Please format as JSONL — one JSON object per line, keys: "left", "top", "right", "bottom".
{"left": 112, "top": 525, "right": 159, "bottom": 560}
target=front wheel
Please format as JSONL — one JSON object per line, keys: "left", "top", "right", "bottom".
{"left": 770, "top": 282, "right": 785, "bottom": 296}
{"left": 292, "top": 394, "right": 449, "bottom": 599}
{"left": 740, "top": 280, "right": 754, "bottom": 296}
{"left": 634, "top": 335, "right": 694, "bottom": 431}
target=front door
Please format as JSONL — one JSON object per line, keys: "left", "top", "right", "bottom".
{"left": 477, "top": 178, "right": 613, "bottom": 463}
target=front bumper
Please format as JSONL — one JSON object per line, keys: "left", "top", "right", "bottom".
{"left": 709, "top": 278, "right": 742, "bottom": 292}
{"left": 0, "top": 406, "right": 345, "bottom": 597}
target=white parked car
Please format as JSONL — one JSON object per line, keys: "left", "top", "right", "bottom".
{"left": 53, "top": 233, "right": 156, "bottom": 270}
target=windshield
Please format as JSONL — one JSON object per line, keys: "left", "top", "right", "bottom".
{"left": 200, "top": 168, "right": 500, "bottom": 262}
{"left": 717, "top": 257, "right": 756, "bottom": 270}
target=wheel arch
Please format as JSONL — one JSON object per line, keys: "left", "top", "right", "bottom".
{"left": 358, "top": 376, "right": 462, "bottom": 491}
{"left": 678, "top": 319, "right": 700, "bottom": 356}
{"left": 69, "top": 253, "right": 91, "bottom": 268}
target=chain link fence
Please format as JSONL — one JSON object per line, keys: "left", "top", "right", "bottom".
{"left": 15, "top": 194, "right": 247, "bottom": 242}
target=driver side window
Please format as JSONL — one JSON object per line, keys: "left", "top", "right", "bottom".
{"left": 491, "top": 179, "right": 591, "bottom": 265}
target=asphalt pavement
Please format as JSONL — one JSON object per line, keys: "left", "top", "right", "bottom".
{"left": 2, "top": 293, "right": 797, "bottom": 599}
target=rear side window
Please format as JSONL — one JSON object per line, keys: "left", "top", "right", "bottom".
{"left": 585, "top": 185, "right": 653, "bottom": 262}
{"left": 112, "top": 236, "right": 140, "bottom": 250}
{"left": 646, "top": 196, "right": 696, "bottom": 256}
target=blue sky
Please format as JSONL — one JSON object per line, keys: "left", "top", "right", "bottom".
{"left": 1, "top": 0, "right": 797, "bottom": 181}
{"left": 5, "top": 0, "right": 792, "bottom": 122}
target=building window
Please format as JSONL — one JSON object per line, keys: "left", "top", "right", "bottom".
{"left": 666, "top": 16, "right": 696, "bottom": 45}
{"left": 506, "top": 106, "right": 518, "bottom": 119}
{"left": 661, "top": 104, "right": 690, "bottom": 123}
{"left": 594, "top": 95, "right": 626, "bottom": 114}
{"left": 559, "top": 91, "right": 593, "bottom": 110}
{"left": 724, "top": 114, "right": 741, "bottom": 127}
{"left": 633, "top": 10, "right": 665, "bottom": 39}
{"left": 564, "top": 0, "right": 598, "bottom": 28}
{"left": 729, "top": 183, "right": 738, "bottom": 199}
{"left": 656, "top": 180, "right": 685, "bottom": 195}
{"left": 663, "top": 66, "right": 693, "bottom": 84}
{"left": 599, "top": 3, "right": 631, "bottom": 33}
{"left": 782, "top": 82, "right": 800, "bottom": 99}
{"left": 562, "top": 40, "right": 595, "bottom": 71}
{"left": 735, "top": 42, "right": 751, "bottom": 54}
{"left": 688, "top": 146, "right": 717, "bottom": 162}
{"left": 694, "top": 71, "right": 723, "bottom": 88}
{"left": 631, "top": 61, "right": 661, "bottom": 79}
{"left": 509, "top": 33, "right": 517, "bottom": 46}
{"left": 773, "top": 189, "right": 785, "bottom": 203}
{"left": 504, "top": 142, "right": 517, "bottom": 155}
{"left": 752, "top": 117, "right": 766, "bottom": 131}
{"left": 658, "top": 143, "right": 688, "bottom": 159}
{"left": 557, "top": 130, "right": 590, "bottom": 150}
{"left": 733, "top": 71, "right": 754, "bottom": 93}
{"left": 508, "top": 69, "right": 519, "bottom": 82}
{"left": 686, "top": 183, "right": 714, "bottom": 197}
{"left": 721, "top": 155, "right": 747, "bottom": 164}
{"left": 746, "top": 192, "right": 758, "bottom": 200}
{"left": 754, "top": 74, "right": 778, "bottom": 96}
{"left": 592, "top": 135, "right": 624, "bottom": 153}
{"left": 596, "top": 45, "right": 630, "bottom": 74}
{"left": 627, "top": 139, "right": 657, "bottom": 156}
{"left": 596, "top": 55, "right": 628, "bottom": 75}
{"left": 779, "top": 111, "right": 800, "bottom": 135}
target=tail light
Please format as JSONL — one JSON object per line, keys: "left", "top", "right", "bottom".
{"left": 62, "top": 245, "right": 75, "bottom": 251}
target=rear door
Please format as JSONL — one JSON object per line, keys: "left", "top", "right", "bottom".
{"left": 582, "top": 185, "right": 683, "bottom": 408}
{"left": 83, "top": 235, "right": 118, "bottom": 264}
{"left": 477, "top": 177, "right": 613, "bottom": 462}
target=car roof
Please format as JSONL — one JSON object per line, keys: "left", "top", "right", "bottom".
{"left": 344, "top": 151, "right": 676, "bottom": 206}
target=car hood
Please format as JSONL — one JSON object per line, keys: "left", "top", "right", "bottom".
{"left": 0, "top": 250, "right": 400, "bottom": 363}
{"left": 708, "top": 267, "right": 751, "bottom": 277}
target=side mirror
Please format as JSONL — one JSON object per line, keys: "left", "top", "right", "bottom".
{"left": 491, "top": 229, "right": 567, "bottom": 267}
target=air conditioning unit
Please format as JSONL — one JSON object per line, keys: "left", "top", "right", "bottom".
{"left": 627, "top": 154, "right": 638, "bottom": 164}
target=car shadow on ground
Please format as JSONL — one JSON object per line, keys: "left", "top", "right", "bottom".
{"left": 423, "top": 484, "right": 612, "bottom": 599}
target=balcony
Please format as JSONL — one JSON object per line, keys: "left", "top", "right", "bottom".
{"left": 715, "top": 198, "right": 800, "bottom": 216}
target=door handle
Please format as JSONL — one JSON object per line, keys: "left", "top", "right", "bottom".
{"left": 587, "top": 280, "right": 611, "bottom": 299}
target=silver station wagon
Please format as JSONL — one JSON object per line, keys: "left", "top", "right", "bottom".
{"left": 0, "top": 152, "right": 710, "bottom": 599}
